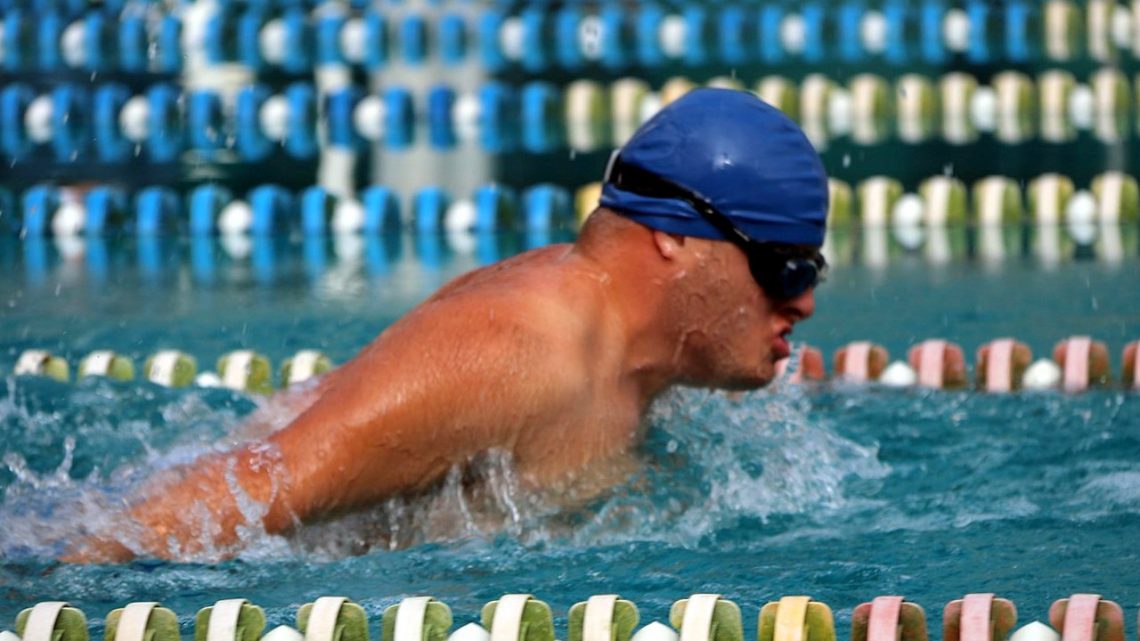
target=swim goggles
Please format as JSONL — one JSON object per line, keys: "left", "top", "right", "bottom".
{"left": 604, "top": 154, "right": 828, "bottom": 301}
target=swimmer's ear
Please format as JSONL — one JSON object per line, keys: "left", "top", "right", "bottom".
{"left": 652, "top": 230, "right": 687, "bottom": 259}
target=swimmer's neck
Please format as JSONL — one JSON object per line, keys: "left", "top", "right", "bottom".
{"left": 569, "top": 216, "right": 697, "bottom": 406}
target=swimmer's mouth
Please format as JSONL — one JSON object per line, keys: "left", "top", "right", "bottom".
{"left": 773, "top": 329, "right": 793, "bottom": 360}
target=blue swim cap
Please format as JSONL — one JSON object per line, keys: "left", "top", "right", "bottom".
{"left": 600, "top": 87, "right": 828, "bottom": 246}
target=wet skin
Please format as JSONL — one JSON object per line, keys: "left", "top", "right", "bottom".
{"left": 67, "top": 209, "right": 816, "bottom": 562}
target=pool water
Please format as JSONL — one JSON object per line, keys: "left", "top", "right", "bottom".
{"left": 1, "top": 231, "right": 1139, "bottom": 640}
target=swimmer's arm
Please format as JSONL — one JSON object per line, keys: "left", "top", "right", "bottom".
{"left": 68, "top": 308, "right": 562, "bottom": 561}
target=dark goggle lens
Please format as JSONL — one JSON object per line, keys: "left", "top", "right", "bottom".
{"left": 749, "top": 253, "right": 826, "bottom": 300}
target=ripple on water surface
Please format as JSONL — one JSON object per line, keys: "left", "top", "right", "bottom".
{"left": 0, "top": 376, "right": 1138, "bottom": 636}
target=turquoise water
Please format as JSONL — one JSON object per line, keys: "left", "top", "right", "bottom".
{"left": 1, "top": 230, "right": 1139, "bottom": 639}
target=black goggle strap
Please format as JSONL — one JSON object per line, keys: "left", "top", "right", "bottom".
{"left": 605, "top": 154, "right": 754, "bottom": 249}
{"left": 607, "top": 153, "right": 828, "bottom": 290}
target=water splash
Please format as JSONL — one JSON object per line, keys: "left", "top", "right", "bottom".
{"left": 0, "top": 372, "right": 887, "bottom": 561}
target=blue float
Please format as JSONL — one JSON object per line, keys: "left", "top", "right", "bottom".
{"left": 188, "top": 90, "right": 225, "bottom": 158}
{"left": 156, "top": 15, "right": 183, "bottom": 73}
{"left": 315, "top": 12, "right": 347, "bottom": 66}
{"left": 1, "top": 84, "right": 35, "bottom": 160}
{"left": 882, "top": 0, "right": 913, "bottom": 65}
{"left": 119, "top": 14, "right": 149, "bottom": 72}
{"left": 282, "top": 83, "right": 317, "bottom": 159}
{"left": 238, "top": 7, "right": 270, "bottom": 68}
{"left": 3, "top": 10, "right": 34, "bottom": 71}
{"left": 478, "top": 10, "right": 507, "bottom": 71}
{"left": 438, "top": 12, "right": 468, "bottom": 65}
{"left": 20, "top": 186, "right": 60, "bottom": 237}
{"left": 361, "top": 186, "right": 402, "bottom": 234}
{"left": 400, "top": 14, "right": 428, "bottom": 64}
{"left": 37, "top": 11, "right": 64, "bottom": 71}
{"left": 51, "top": 84, "right": 89, "bottom": 162}
{"left": 384, "top": 87, "right": 414, "bottom": 150}
{"left": 479, "top": 82, "right": 519, "bottom": 153}
{"left": 758, "top": 4, "right": 785, "bottom": 64}
{"left": 473, "top": 185, "right": 517, "bottom": 232}
{"left": 556, "top": 5, "right": 585, "bottom": 70}
{"left": 1005, "top": 0, "right": 1038, "bottom": 62}
{"left": 189, "top": 184, "right": 233, "bottom": 236}
{"left": 301, "top": 186, "right": 335, "bottom": 236}
{"left": 248, "top": 185, "right": 293, "bottom": 236}
{"left": 600, "top": 3, "right": 633, "bottom": 70}
{"left": 523, "top": 184, "right": 571, "bottom": 231}
{"left": 146, "top": 84, "right": 183, "bottom": 162}
{"left": 920, "top": 0, "right": 948, "bottom": 64}
{"left": 966, "top": 0, "right": 995, "bottom": 63}
{"left": 135, "top": 187, "right": 180, "bottom": 236}
{"left": 428, "top": 85, "right": 457, "bottom": 149}
{"left": 204, "top": 5, "right": 241, "bottom": 64}
{"left": 279, "top": 9, "right": 313, "bottom": 73}
{"left": 719, "top": 5, "right": 753, "bottom": 65}
{"left": 636, "top": 3, "right": 665, "bottom": 67}
{"left": 362, "top": 10, "right": 389, "bottom": 70}
{"left": 85, "top": 12, "right": 115, "bottom": 71}
{"left": 415, "top": 187, "right": 449, "bottom": 233}
{"left": 94, "top": 84, "right": 131, "bottom": 162}
{"left": 84, "top": 187, "right": 127, "bottom": 234}
{"left": 522, "top": 82, "right": 563, "bottom": 154}
{"left": 520, "top": 6, "right": 553, "bottom": 72}
{"left": 236, "top": 84, "right": 273, "bottom": 160}
{"left": 681, "top": 5, "right": 712, "bottom": 66}
{"left": 800, "top": 3, "right": 828, "bottom": 63}
{"left": 837, "top": 1, "right": 865, "bottom": 63}
{"left": 326, "top": 86, "right": 364, "bottom": 150}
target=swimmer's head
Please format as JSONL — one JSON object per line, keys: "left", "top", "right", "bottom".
{"left": 601, "top": 87, "right": 829, "bottom": 302}
{"left": 595, "top": 88, "right": 828, "bottom": 389}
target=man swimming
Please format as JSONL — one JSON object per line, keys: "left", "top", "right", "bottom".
{"left": 69, "top": 88, "right": 829, "bottom": 562}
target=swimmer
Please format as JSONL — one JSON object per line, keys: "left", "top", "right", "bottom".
{"left": 67, "top": 88, "right": 828, "bottom": 562}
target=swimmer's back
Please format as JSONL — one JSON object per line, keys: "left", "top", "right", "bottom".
{"left": 270, "top": 242, "right": 636, "bottom": 518}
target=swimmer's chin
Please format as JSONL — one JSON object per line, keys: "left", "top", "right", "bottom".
{"left": 712, "top": 369, "right": 777, "bottom": 392}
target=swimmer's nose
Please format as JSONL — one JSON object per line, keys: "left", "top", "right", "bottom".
{"left": 779, "top": 288, "right": 815, "bottom": 323}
